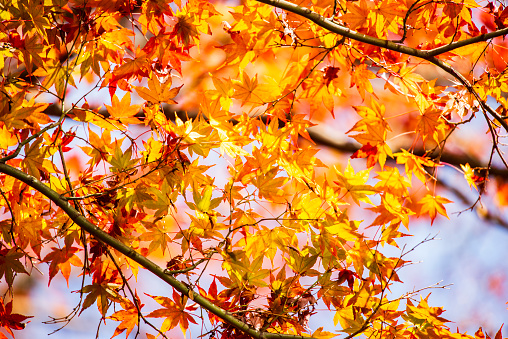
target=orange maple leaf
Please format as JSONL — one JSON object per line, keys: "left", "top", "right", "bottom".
{"left": 135, "top": 77, "right": 181, "bottom": 105}
{"left": 43, "top": 247, "right": 83, "bottom": 287}
{"left": 106, "top": 92, "right": 141, "bottom": 119}
{"left": 418, "top": 194, "right": 452, "bottom": 225}
{"left": 108, "top": 299, "right": 143, "bottom": 339}
{"left": 146, "top": 290, "right": 198, "bottom": 335}
{"left": 416, "top": 107, "right": 448, "bottom": 143}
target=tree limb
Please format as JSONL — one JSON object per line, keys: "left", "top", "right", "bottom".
{"left": 41, "top": 103, "right": 508, "bottom": 178}
{"left": 0, "top": 162, "right": 315, "bottom": 339}
{"left": 307, "top": 126, "right": 508, "bottom": 177}
{"left": 255, "top": 0, "right": 508, "bottom": 132}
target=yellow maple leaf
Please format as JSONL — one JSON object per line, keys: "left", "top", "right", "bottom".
{"left": 461, "top": 163, "right": 479, "bottom": 189}
{"left": 334, "top": 160, "right": 377, "bottom": 206}
{"left": 375, "top": 166, "right": 411, "bottom": 196}
{"left": 0, "top": 124, "right": 18, "bottom": 149}
{"left": 395, "top": 150, "right": 438, "bottom": 183}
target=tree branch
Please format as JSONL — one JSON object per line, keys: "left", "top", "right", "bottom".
{"left": 426, "top": 27, "right": 508, "bottom": 57}
{"left": 256, "top": 0, "right": 508, "bottom": 57}
{"left": 255, "top": 0, "right": 508, "bottom": 132}
{"left": 256, "top": 0, "right": 430, "bottom": 58}
{"left": 307, "top": 126, "right": 508, "bottom": 177}
{"left": 41, "top": 103, "right": 508, "bottom": 178}
{"left": 0, "top": 162, "right": 315, "bottom": 339}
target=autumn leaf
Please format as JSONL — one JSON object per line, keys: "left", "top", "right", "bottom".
{"left": 311, "top": 327, "right": 338, "bottom": 339}
{"left": 80, "top": 282, "right": 121, "bottom": 316}
{"left": 109, "top": 145, "right": 138, "bottom": 173}
{"left": 135, "top": 77, "right": 182, "bottom": 105}
{"left": 43, "top": 246, "right": 83, "bottom": 287}
{"left": 395, "top": 150, "right": 438, "bottom": 183}
{"left": 108, "top": 298, "right": 143, "bottom": 339}
{"left": 112, "top": 56, "right": 149, "bottom": 81}
{"left": 416, "top": 107, "right": 448, "bottom": 143}
{"left": 232, "top": 72, "right": 259, "bottom": 106}
{"left": 0, "top": 249, "right": 28, "bottom": 288}
{"left": 146, "top": 290, "right": 198, "bottom": 335}
{"left": 334, "top": 160, "right": 377, "bottom": 205}
{"left": 0, "top": 125, "right": 18, "bottom": 149}
{"left": 351, "top": 143, "right": 378, "bottom": 168}
{"left": 418, "top": 194, "right": 452, "bottom": 225}
{"left": 0, "top": 298, "right": 32, "bottom": 338}
{"left": 461, "top": 163, "right": 485, "bottom": 190}
{"left": 106, "top": 92, "right": 141, "bottom": 119}
{"left": 375, "top": 166, "right": 411, "bottom": 197}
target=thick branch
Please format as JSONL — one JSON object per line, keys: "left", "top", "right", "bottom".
{"left": 426, "top": 27, "right": 508, "bottom": 57}
{"left": 257, "top": 0, "right": 508, "bottom": 57}
{"left": 0, "top": 162, "right": 314, "bottom": 339}
{"left": 41, "top": 103, "right": 508, "bottom": 178}
{"left": 307, "top": 126, "right": 508, "bottom": 177}
{"left": 255, "top": 0, "right": 508, "bottom": 132}
{"left": 427, "top": 57, "right": 508, "bottom": 132}
{"left": 256, "top": 0, "right": 429, "bottom": 58}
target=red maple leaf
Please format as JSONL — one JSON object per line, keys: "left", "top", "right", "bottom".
{"left": 0, "top": 298, "right": 32, "bottom": 338}
{"left": 351, "top": 144, "right": 378, "bottom": 168}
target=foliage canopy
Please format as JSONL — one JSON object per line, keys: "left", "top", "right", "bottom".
{"left": 1, "top": 0, "right": 508, "bottom": 338}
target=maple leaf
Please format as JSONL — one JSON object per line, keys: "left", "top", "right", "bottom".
{"left": 461, "top": 163, "right": 486, "bottom": 190}
{"left": 105, "top": 93, "right": 141, "bottom": 120}
{"left": 341, "top": 0, "right": 370, "bottom": 30}
{"left": 80, "top": 128, "right": 113, "bottom": 166}
{"left": 173, "top": 14, "right": 200, "bottom": 47}
{"left": 0, "top": 124, "right": 18, "bottom": 149}
{"left": 351, "top": 144, "right": 378, "bottom": 168}
{"left": 109, "top": 145, "right": 139, "bottom": 174}
{"left": 418, "top": 194, "right": 452, "bottom": 225}
{"left": 348, "top": 100, "right": 392, "bottom": 167}
{"left": 21, "top": 136, "right": 58, "bottom": 179}
{"left": 252, "top": 166, "right": 288, "bottom": 203}
{"left": 416, "top": 107, "right": 448, "bottom": 143}
{"left": 369, "top": 193, "right": 415, "bottom": 228}
{"left": 112, "top": 56, "right": 150, "bottom": 82}
{"left": 189, "top": 184, "right": 222, "bottom": 213}
{"left": 108, "top": 298, "right": 143, "bottom": 339}
{"left": 80, "top": 282, "right": 122, "bottom": 316}
{"left": 323, "top": 66, "right": 340, "bottom": 86}
{"left": 311, "top": 327, "right": 337, "bottom": 339}
{"left": 285, "top": 247, "right": 319, "bottom": 276}
{"left": 395, "top": 150, "right": 438, "bottom": 183}
{"left": 146, "top": 290, "right": 198, "bottom": 335}
{"left": 143, "top": 185, "right": 176, "bottom": 220}
{"left": 0, "top": 298, "right": 32, "bottom": 338}
{"left": 135, "top": 76, "right": 181, "bottom": 105}
{"left": 334, "top": 160, "right": 377, "bottom": 206}
{"left": 375, "top": 166, "right": 411, "bottom": 197}
{"left": 0, "top": 249, "right": 28, "bottom": 288}
{"left": 232, "top": 72, "right": 260, "bottom": 106}
{"left": 350, "top": 64, "right": 375, "bottom": 100}
{"left": 197, "top": 278, "right": 230, "bottom": 318}
{"left": 337, "top": 269, "right": 359, "bottom": 290}
{"left": 43, "top": 246, "right": 83, "bottom": 287}
{"left": 0, "top": 97, "right": 49, "bottom": 130}
{"left": 404, "top": 296, "right": 450, "bottom": 327}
